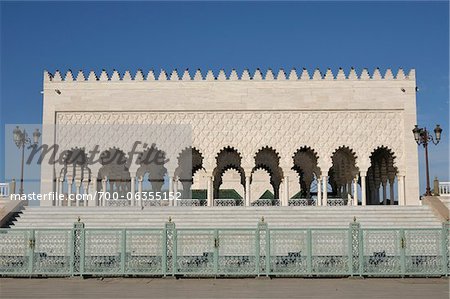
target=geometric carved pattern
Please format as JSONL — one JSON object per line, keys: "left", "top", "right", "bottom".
{"left": 176, "top": 230, "right": 215, "bottom": 274}
{"left": 270, "top": 230, "right": 308, "bottom": 274}
{"left": 126, "top": 230, "right": 163, "bottom": 273}
{"left": 34, "top": 230, "right": 72, "bottom": 274}
{"left": 311, "top": 230, "right": 349, "bottom": 274}
{"left": 56, "top": 110, "right": 403, "bottom": 172}
{"left": 362, "top": 230, "right": 401, "bottom": 274}
{"left": 0, "top": 230, "right": 30, "bottom": 273}
{"left": 0, "top": 226, "right": 447, "bottom": 276}
{"left": 217, "top": 230, "right": 256, "bottom": 274}
{"left": 84, "top": 230, "right": 122, "bottom": 273}
{"left": 404, "top": 230, "right": 442, "bottom": 274}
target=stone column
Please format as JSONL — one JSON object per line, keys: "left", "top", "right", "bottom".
{"left": 130, "top": 175, "right": 136, "bottom": 206}
{"left": 322, "top": 176, "right": 328, "bottom": 206}
{"left": 317, "top": 177, "right": 322, "bottom": 206}
{"left": 279, "top": 181, "right": 284, "bottom": 204}
{"left": 82, "top": 181, "right": 89, "bottom": 207}
{"left": 283, "top": 176, "right": 289, "bottom": 206}
{"left": 206, "top": 175, "right": 213, "bottom": 207}
{"left": 173, "top": 177, "right": 178, "bottom": 206}
{"left": 245, "top": 175, "right": 251, "bottom": 207}
{"left": 10, "top": 179, "right": 16, "bottom": 195}
{"left": 102, "top": 177, "right": 107, "bottom": 207}
{"left": 389, "top": 179, "right": 395, "bottom": 205}
{"left": 398, "top": 175, "right": 405, "bottom": 206}
{"left": 382, "top": 181, "right": 387, "bottom": 205}
{"left": 67, "top": 178, "right": 73, "bottom": 207}
{"left": 353, "top": 178, "right": 358, "bottom": 206}
{"left": 74, "top": 181, "right": 81, "bottom": 207}
{"left": 91, "top": 179, "right": 98, "bottom": 207}
{"left": 138, "top": 176, "right": 143, "bottom": 208}
{"left": 56, "top": 178, "right": 62, "bottom": 207}
{"left": 360, "top": 171, "right": 367, "bottom": 206}
{"left": 167, "top": 175, "right": 173, "bottom": 206}
{"left": 433, "top": 177, "right": 440, "bottom": 196}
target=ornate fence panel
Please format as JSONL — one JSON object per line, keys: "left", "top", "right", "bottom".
{"left": 217, "top": 229, "right": 257, "bottom": 275}
{"left": 404, "top": 229, "right": 443, "bottom": 275}
{"left": 311, "top": 229, "right": 349, "bottom": 275}
{"left": 1, "top": 222, "right": 449, "bottom": 277}
{"left": 288, "top": 199, "right": 310, "bottom": 206}
{"left": 269, "top": 229, "right": 309, "bottom": 275}
{"left": 214, "top": 199, "right": 243, "bottom": 206}
{"left": 178, "top": 199, "right": 201, "bottom": 206}
{"left": 361, "top": 229, "right": 402, "bottom": 275}
{"left": 142, "top": 200, "right": 162, "bottom": 207}
{"left": 33, "top": 229, "right": 72, "bottom": 275}
{"left": 107, "top": 198, "right": 131, "bottom": 207}
{"left": 125, "top": 229, "right": 164, "bottom": 275}
{"left": 83, "top": 229, "right": 122, "bottom": 275}
{"left": 0, "top": 229, "right": 31, "bottom": 274}
{"left": 175, "top": 229, "right": 215, "bottom": 275}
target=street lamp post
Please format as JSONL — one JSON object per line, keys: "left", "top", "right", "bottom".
{"left": 412, "top": 124, "right": 442, "bottom": 196}
{"left": 13, "top": 126, "right": 41, "bottom": 195}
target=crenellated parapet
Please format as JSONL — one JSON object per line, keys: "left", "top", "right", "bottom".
{"left": 44, "top": 67, "right": 415, "bottom": 82}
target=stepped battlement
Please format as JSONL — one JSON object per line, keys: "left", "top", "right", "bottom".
{"left": 44, "top": 67, "right": 415, "bottom": 82}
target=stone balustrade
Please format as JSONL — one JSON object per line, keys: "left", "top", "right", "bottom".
{"left": 0, "top": 183, "right": 9, "bottom": 197}
{"left": 439, "top": 181, "right": 450, "bottom": 196}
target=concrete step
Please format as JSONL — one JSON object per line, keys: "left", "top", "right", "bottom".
{"left": 10, "top": 205, "right": 443, "bottom": 229}
{"left": 16, "top": 207, "right": 440, "bottom": 213}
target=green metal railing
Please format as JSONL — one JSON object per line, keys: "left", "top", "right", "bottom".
{"left": 0, "top": 220, "right": 448, "bottom": 277}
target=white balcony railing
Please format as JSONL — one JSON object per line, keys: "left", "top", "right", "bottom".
{"left": 0, "top": 183, "right": 9, "bottom": 197}
{"left": 439, "top": 181, "right": 450, "bottom": 196}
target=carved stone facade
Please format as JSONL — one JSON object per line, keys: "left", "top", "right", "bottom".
{"left": 40, "top": 68, "right": 419, "bottom": 206}
{"left": 55, "top": 111, "right": 403, "bottom": 171}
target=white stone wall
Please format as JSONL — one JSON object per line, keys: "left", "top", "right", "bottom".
{"left": 40, "top": 68, "right": 419, "bottom": 205}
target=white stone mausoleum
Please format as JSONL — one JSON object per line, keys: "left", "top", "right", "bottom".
{"left": 39, "top": 67, "right": 419, "bottom": 207}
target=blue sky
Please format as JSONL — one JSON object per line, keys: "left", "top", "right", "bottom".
{"left": 0, "top": 1, "right": 449, "bottom": 193}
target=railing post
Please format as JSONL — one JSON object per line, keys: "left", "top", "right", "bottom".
{"left": 265, "top": 224, "right": 270, "bottom": 277}
{"left": 257, "top": 217, "right": 269, "bottom": 277}
{"left": 28, "top": 229, "right": 35, "bottom": 275}
{"left": 120, "top": 229, "right": 126, "bottom": 275}
{"left": 164, "top": 218, "right": 176, "bottom": 277}
{"left": 255, "top": 225, "right": 260, "bottom": 276}
{"left": 73, "top": 219, "right": 85, "bottom": 276}
{"left": 213, "top": 229, "right": 219, "bottom": 276}
{"left": 442, "top": 221, "right": 449, "bottom": 277}
{"left": 162, "top": 226, "right": 167, "bottom": 276}
{"left": 349, "top": 218, "right": 361, "bottom": 277}
{"left": 307, "top": 229, "right": 312, "bottom": 276}
{"left": 173, "top": 227, "right": 177, "bottom": 276}
{"left": 400, "top": 229, "right": 406, "bottom": 277}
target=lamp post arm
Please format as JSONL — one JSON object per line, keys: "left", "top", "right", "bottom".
{"left": 429, "top": 134, "right": 440, "bottom": 145}
{"left": 19, "top": 142, "right": 25, "bottom": 195}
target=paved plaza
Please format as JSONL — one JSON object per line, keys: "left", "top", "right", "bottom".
{"left": 1, "top": 278, "right": 448, "bottom": 299}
